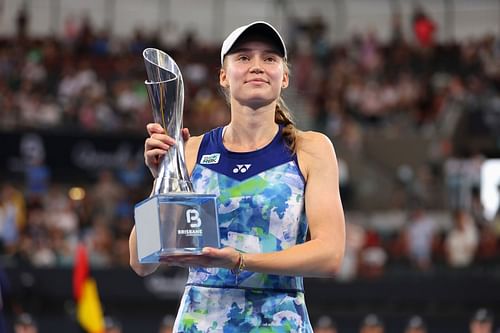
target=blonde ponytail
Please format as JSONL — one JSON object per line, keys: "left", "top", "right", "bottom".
{"left": 275, "top": 96, "right": 297, "bottom": 154}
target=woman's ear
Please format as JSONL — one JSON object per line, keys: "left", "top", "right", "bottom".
{"left": 282, "top": 71, "right": 289, "bottom": 89}
{"left": 219, "top": 69, "right": 229, "bottom": 88}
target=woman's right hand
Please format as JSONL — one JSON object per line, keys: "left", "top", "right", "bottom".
{"left": 144, "top": 123, "right": 190, "bottom": 178}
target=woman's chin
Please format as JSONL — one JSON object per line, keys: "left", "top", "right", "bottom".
{"left": 236, "top": 97, "right": 276, "bottom": 110}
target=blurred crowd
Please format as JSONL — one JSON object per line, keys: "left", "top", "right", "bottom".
{"left": 311, "top": 308, "right": 499, "bottom": 333}
{"left": 1, "top": 171, "right": 499, "bottom": 275}
{"left": 7, "top": 311, "right": 175, "bottom": 333}
{"left": 293, "top": 14, "right": 500, "bottom": 139}
{"left": 0, "top": 11, "right": 229, "bottom": 135}
{"left": 0, "top": 8, "right": 499, "bottom": 276}
{"left": 0, "top": 8, "right": 499, "bottom": 139}
{"left": 7, "top": 307, "right": 498, "bottom": 333}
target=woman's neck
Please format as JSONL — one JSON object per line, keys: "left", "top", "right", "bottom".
{"left": 224, "top": 103, "right": 278, "bottom": 152}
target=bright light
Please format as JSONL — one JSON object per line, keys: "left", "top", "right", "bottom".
{"left": 68, "top": 187, "right": 86, "bottom": 201}
{"left": 481, "top": 159, "right": 500, "bottom": 221}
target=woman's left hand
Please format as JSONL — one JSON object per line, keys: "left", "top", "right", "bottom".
{"left": 159, "top": 247, "right": 241, "bottom": 270}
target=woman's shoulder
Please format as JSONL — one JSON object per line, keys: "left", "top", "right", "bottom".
{"left": 185, "top": 134, "right": 205, "bottom": 173}
{"left": 295, "top": 130, "right": 335, "bottom": 156}
{"left": 186, "top": 126, "right": 223, "bottom": 150}
{"left": 187, "top": 133, "right": 204, "bottom": 145}
{"left": 294, "top": 130, "right": 338, "bottom": 182}
{"left": 185, "top": 134, "right": 205, "bottom": 154}
{"left": 294, "top": 130, "right": 337, "bottom": 181}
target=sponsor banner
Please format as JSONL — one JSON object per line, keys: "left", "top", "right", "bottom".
{"left": 0, "top": 130, "right": 145, "bottom": 182}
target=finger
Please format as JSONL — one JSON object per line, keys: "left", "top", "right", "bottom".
{"left": 147, "top": 123, "right": 165, "bottom": 136}
{"left": 145, "top": 153, "right": 164, "bottom": 170}
{"left": 144, "top": 147, "right": 168, "bottom": 164}
{"left": 161, "top": 256, "right": 189, "bottom": 266}
{"left": 173, "top": 255, "right": 214, "bottom": 267}
{"left": 166, "top": 259, "right": 198, "bottom": 268}
{"left": 201, "top": 247, "right": 220, "bottom": 256}
{"left": 145, "top": 138, "right": 171, "bottom": 151}
{"left": 181, "top": 128, "right": 190, "bottom": 142}
{"left": 145, "top": 149, "right": 166, "bottom": 160}
{"left": 150, "top": 133, "right": 176, "bottom": 145}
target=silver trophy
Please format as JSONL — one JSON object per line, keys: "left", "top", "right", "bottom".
{"left": 134, "top": 48, "right": 220, "bottom": 263}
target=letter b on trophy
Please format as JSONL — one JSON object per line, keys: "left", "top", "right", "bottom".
{"left": 134, "top": 48, "right": 220, "bottom": 263}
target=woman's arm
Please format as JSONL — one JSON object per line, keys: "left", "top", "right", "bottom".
{"left": 128, "top": 124, "right": 203, "bottom": 276}
{"left": 129, "top": 226, "right": 161, "bottom": 276}
{"left": 242, "top": 131, "right": 346, "bottom": 277}
{"left": 173, "top": 131, "right": 346, "bottom": 278}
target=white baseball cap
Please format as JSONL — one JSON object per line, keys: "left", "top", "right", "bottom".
{"left": 220, "top": 21, "right": 287, "bottom": 65}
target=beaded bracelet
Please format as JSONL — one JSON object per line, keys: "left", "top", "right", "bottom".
{"left": 231, "top": 252, "right": 246, "bottom": 275}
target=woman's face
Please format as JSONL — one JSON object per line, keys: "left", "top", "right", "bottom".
{"left": 220, "top": 40, "right": 288, "bottom": 109}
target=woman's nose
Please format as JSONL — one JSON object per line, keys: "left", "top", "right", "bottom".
{"left": 249, "top": 58, "right": 264, "bottom": 73}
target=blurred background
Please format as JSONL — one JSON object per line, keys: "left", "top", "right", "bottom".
{"left": 0, "top": 0, "right": 500, "bottom": 332}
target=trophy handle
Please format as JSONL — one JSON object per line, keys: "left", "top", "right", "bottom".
{"left": 143, "top": 48, "right": 193, "bottom": 193}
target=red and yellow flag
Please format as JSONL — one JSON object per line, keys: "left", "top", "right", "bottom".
{"left": 73, "top": 243, "right": 105, "bottom": 333}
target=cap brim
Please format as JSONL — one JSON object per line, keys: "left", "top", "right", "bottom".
{"left": 221, "top": 21, "right": 287, "bottom": 65}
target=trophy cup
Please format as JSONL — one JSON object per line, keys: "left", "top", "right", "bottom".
{"left": 134, "top": 48, "right": 220, "bottom": 263}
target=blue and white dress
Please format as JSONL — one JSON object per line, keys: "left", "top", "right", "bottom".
{"left": 173, "top": 126, "right": 312, "bottom": 333}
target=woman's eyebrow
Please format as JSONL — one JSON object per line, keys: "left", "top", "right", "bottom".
{"left": 231, "top": 47, "right": 280, "bottom": 55}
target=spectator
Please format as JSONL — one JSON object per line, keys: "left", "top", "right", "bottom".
{"left": 475, "top": 223, "right": 499, "bottom": 266}
{"left": 16, "top": 4, "right": 29, "bottom": 39}
{"left": 89, "top": 170, "right": 124, "bottom": 221}
{"left": 405, "top": 315, "right": 427, "bottom": 333}
{"left": 337, "top": 221, "right": 365, "bottom": 281}
{"left": 404, "top": 207, "right": 436, "bottom": 271}
{"left": 445, "top": 210, "right": 479, "bottom": 268}
{"left": 358, "top": 229, "right": 387, "bottom": 279}
{"left": 412, "top": 7, "right": 437, "bottom": 48}
{"left": 24, "top": 156, "right": 50, "bottom": 205}
{"left": 359, "top": 314, "right": 384, "bottom": 333}
{"left": 470, "top": 308, "right": 494, "bottom": 333}
{"left": 104, "top": 315, "right": 122, "bottom": 333}
{"left": 158, "top": 314, "right": 175, "bottom": 333}
{"left": 0, "top": 183, "right": 25, "bottom": 254}
{"left": 14, "top": 313, "right": 38, "bottom": 333}
{"left": 315, "top": 315, "right": 338, "bottom": 333}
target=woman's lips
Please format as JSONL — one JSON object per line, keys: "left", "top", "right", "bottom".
{"left": 246, "top": 78, "right": 268, "bottom": 84}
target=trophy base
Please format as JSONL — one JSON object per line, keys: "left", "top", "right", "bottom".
{"left": 134, "top": 193, "right": 220, "bottom": 263}
{"left": 160, "top": 249, "right": 203, "bottom": 256}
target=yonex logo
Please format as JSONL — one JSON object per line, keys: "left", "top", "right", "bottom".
{"left": 233, "top": 164, "right": 251, "bottom": 174}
